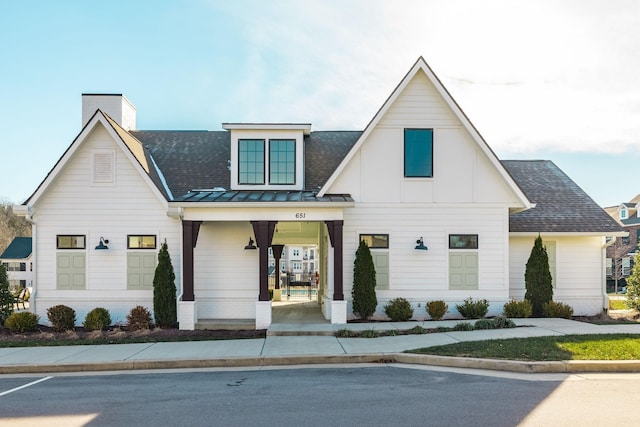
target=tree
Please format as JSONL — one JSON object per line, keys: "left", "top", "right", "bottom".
{"left": 0, "top": 262, "right": 15, "bottom": 324}
{"left": 625, "top": 252, "right": 640, "bottom": 311}
{"left": 153, "top": 240, "right": 177, "bottom": 328}
{"left": 607, "top": 236, "right": 633, "bottom": 294}
{"left": 352, "top": 239, "right": 377, "bottom": 319}
{"left": 524, "top": 235, "right": 553, "bottom": 317}
{"left": 0, "top": 201, "right": 31, "bottom": 255}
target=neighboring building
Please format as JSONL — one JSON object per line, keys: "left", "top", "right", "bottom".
{"left": 604, "top": 196, "right": 640, "bottom": 291}
{"left": 14, "top": 58, "right": 624, "bottom": 329}
{"left": 0, "top": 237, "right": 33, "bottom": 293}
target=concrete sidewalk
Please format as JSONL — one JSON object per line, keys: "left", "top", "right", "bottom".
{"left": 2, "top": 318, "right": 640, "bottom": 375}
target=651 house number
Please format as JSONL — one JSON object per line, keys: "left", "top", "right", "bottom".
{"left": 295, "top": 212, "right": 306, "bottom": 219}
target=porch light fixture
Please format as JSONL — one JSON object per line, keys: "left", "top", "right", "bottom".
{"left": 244, "top": 237, "right": 257, "bottom": 250}
{"left": 415, "top": 237, "right": 428, "bottom": 251}
{"left": 95, "top": 237, "right": 109, "bottom": 250}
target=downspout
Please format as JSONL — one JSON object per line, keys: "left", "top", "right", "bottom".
{"left": 602, "top": 237, "right": 618, "bottom": 313}
{"left": 24, "top": 207, "right": 37, "bottom": 315}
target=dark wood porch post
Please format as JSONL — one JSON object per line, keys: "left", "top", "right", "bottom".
{"left": 181, "top": 220, "right": 202, "bottom": 302}
{"left": 271, "top": 244, "right": 284, "bottom": 289}
{"left": 325, "top": 220, "right": 344, "bottom": 301}
{"left": 251, "top": 221, "right": 277, "bottom": 301}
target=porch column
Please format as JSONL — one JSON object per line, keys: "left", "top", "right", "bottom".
{"left": 271, "top": 244, "right": 284, "bottom": 289}
{"left": 251, "top": 221, "right": 277, "bottom": 301}
{"left": 325, "top": 220, "right": 344, "bottom": 300}
{"left": 181, "top": 220, "right": 202, "bottom": 301}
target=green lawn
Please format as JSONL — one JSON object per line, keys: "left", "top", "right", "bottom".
{"left": 609, "top": 299, "right": 628, "bottom": 310}
{"left": 407, "top": 334, "right": 640, "bottom": 361}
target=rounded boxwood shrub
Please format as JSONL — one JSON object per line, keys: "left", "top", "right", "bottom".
{"left": 384, "top": 297, "right": 414, "bottom": 321}
{"left": 426, "top": 300, "right": 448, "bottom": 320}
{"left": 456, "top": 298, "right": 489, "bottom": 319}
{"left": 47, "top": 305, "right": 76, "bottom": 332}
{"left": 5, "top": 311, "right": 40, "bottom": 333}
{"left": 474, "top": 318, "right": 494, "bottom": 330}
{"left": 503, "top": 299, "right": 532, "bottom": 318}
{"left": 543, "top": 301, "right": 573, "bottom": 319}
{"left": 492, "top": 316, "right": 516, "bottom": 329}
{"left": 126, "top": 305, "right": 153, "bottom": 331}
{"left": 83, "top": 307, "right": 112, "bottom": 331}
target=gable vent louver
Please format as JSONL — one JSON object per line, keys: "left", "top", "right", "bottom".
{"left": 93, "top": 151, "right": 115, "bottom": 183}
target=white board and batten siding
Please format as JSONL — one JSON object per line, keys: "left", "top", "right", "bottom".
{"left": 509, "top": 236, "right": 607, "bottom": 315}
{"left": 32, "top": 123, "right": 181, "bottom": 325}
{"left": 326, "top": 70, "right": 524, "bottom": 320}
{"left": 194, "top": 222, "right": 259, "bottom": 320}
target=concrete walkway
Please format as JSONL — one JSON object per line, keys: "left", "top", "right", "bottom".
{"left": 2, "top": 318, "right": 640, "bottom": 375}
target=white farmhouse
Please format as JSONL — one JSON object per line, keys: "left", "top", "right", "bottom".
{"left": 15, "top": 58, "right": 623, "bottom": 329}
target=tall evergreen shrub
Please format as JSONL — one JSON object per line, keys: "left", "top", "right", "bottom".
{"left": 352, "top": 239, "right": 377, "bottom": 319}
{"left": 524, "top": 235, "right": 553, "bottom": 317}
{"left": 153, "top": 240, "right": 177, "bottom": 328}
{"left": 0, "top": 263, "right": 15, "bottom": 323}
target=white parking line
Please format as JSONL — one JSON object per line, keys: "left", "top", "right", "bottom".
{"left": 0, "top": 376, "right": 52, "bottom": 397}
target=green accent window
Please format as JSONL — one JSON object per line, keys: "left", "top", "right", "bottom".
{"left": 128, "top": 235, "right": 157, "bottom": 249}
{"left": 238, "top": 139, "right": 265, "bottom": 184}
{"left": 404, "top": 129, "right": 433, "bottom": 177}
{"left": 56, "top": 235, "right": 86, "bottom": 249}
{"left": 269, "top": 139, "right": 295, "bottom": 184}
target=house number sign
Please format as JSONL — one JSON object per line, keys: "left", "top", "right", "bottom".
{"left": 295, "top": 212, "right": 306, "bottom": 219}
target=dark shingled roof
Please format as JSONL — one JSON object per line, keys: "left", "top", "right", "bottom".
{"left": 503, "top": 160, "right": 622, "bottom": 233}
{"left": 131, "top": 131, "right": 231, "bottom": 198}
{"left": 0, "top": 237, "right": 32, "bottom": 259}
{"left": 131, "top": 130, "right": 361, "bottom": 199}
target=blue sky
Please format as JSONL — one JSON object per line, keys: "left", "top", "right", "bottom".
{"left": 1, "top": 0, "right": 639, "bottom": 208}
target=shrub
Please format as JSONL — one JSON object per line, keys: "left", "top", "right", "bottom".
{"left": 154, "top": 240, "right": 177, "bottom": 328}
{"left": 474, "top": 319, "right": 494, "bottom": 330}
{"left": 47, "top": 305, "right": 76, "bottom": 332}
{"left": 127, "top": 305, "right": 153, "bottom": 331}
{"left": 384, "top": 297, "right": 413, "bottom": 321}
{"left": 543, "top": 301, "right": 573, "bottom": 319}
{"left": 503, "top": 299, "right": 533, "bottom": 318}
{"left": 83, "top": 307, "right": 112, "bottom": 331}
{"left": 492, "top": 316, "right": 516, "bottom": 329}
{"left": 352, "top": 240, "right": 377, "bottom": 319}
{"left": 5, "top": 312, "right": 39, "bottom": 332}
{"left": 452, "top": 321, "right": 473, "bottom": 331}
{"left": 456, "top": 298, "right": 489, "bottom": 319}
{"left": 335, "top": 328, "right": 358, "bottom": 338}
{"left": 360, "top": 329, "right": 380, "bottom": 338}
{"left": 0, "top": 263, "right": 14, "bottom": 324}
{"left": 409, "top": 325, "right": 427, "bottom": 334}
{"left": 625, "top": 252, "right": 640, "bottom": 310}
{"left": 525, "top": 235, "right": 553, "bottom": 317}
{"left": 426, "top": 300, "right": 448, "bottom": 320}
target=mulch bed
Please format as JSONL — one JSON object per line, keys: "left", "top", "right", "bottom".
{"left": 0, "top": 325, "right": 266, "bottom": 345}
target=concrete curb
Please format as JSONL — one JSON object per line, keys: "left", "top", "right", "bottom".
{"left": 3, "top": 353, "right": 640, "bottom": 375}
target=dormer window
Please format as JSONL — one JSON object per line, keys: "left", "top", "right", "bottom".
{"left": 621, "top": 207, "right": 628, "bottom": 219}
{"left": 238, "top": 139, "right": 265, "bottom": 184}
{"left": 225, "top": 123, "right": 309, "bottom": 191}
{"left": 269, "top": 139, "right": 295, "bottom": 184}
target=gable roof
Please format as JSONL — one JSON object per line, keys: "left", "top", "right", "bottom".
{"left": 503, "top": 160, "right": 623, "bottom": 234}
{"left": 317, "top": 57, "right": 532, "bottom": 211}
{"left": 23, "top": 110, "right": 170, "bottom": 206}
{"left": 0, "top": 237, "right": 32, "bottom": 259}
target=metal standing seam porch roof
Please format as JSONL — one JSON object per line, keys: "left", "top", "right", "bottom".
{"left": 173, "top": 190, "right": 353, "bottom": 203}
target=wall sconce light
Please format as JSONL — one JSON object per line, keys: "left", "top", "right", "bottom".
{"left": 95, "top": 237, "right": 109, "bottom": 250}
{"left": 415, "top": 237, "right": 428, "bottom": 251}
{"left": 244, "top": 237, "right": 257, "bottom": 250}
